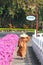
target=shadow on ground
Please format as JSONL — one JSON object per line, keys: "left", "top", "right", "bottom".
{"left": 24, "top": 47, "right": 41, "bottom": 65}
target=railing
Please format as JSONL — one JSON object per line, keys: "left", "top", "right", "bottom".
{"left": 32, "top": 33, "right": 43, "bottom": 65}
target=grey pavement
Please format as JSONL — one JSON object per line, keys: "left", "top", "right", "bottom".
{"left": 0, "top": 32, "right": 41, "bottom": 65}
{"left": 10, "top": 38, "right": 41, "bottom": 65}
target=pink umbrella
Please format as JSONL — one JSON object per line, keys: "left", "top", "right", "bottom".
{"left": 0, "top": 34, "right": 19, "bottom": 65}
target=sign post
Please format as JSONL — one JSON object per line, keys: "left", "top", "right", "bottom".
{"left": 35, "top": 6, "right": 38, "bottom": 36}
{"left": 26, "top": 7, "right": 38, "bottom": 36}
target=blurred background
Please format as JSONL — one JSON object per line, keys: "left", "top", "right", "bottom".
{"left": 0, "top": 0, "right": 43, "bottom": 31}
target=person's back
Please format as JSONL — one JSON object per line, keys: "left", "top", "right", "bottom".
{"left": 17, "top": 36, "right": 30, "bottom": 58}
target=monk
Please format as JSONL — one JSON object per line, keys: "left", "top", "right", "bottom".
{"left": 17, "top": 33, "right": 30, "bottom": 58}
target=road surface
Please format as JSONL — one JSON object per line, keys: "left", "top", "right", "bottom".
{"left": 10, "top": 38, "right": 41, "bottom": 65}
{"left": 0, "top": 32, "right": 41, "bottom": 65}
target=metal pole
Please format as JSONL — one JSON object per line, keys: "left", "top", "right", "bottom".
{"left": 35, "top": 5, "right": 38, "bottom": 36}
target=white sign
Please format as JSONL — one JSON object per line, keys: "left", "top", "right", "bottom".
{"left": 26, "top": 15, "right": 35, "bottom": 21}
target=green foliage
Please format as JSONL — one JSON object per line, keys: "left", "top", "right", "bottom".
{"left": 0, "top": 28, "right": 35, "bottom": 32}
{"left": 39, "top": 6, "right": 43, "bottom": 21}
{"left": 0, "top": 7, "right": 3, "bottom": 15}
{"left": 14, "top": 8, "right": 26, "bottom": 27}
{"left": 0, "top": 0, "right": 43, "bottom": 29}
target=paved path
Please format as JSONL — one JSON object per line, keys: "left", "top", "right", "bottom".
{"left": 0, "top": 32, "right": 41, "bottom": 65}
{"left": 10, "top": 38, "right": 41, "bottom": 65}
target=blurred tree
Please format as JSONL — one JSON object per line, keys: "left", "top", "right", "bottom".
{"left": 0, "top": 0, "right": 43, "bottom": 28}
